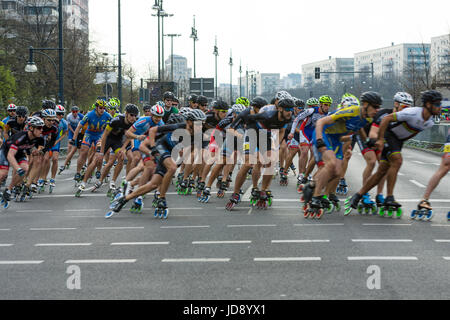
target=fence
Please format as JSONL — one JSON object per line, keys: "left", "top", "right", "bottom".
{"left": 405, "top": 123, "right": 449, "bottom": 152}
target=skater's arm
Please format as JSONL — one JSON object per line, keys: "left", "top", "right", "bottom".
{"left": 125, "top": 126, "right": 145, "bottom": 141}
{"left": 139, "top": 138, "right": 152, "bottom": 156}
{"left": 71, "top": 123, "right": 82, "bottom": 143}
{"left": 6, "top": 148, "right": 21, "bottom": 172}
{"left": 315, "top": 116, "right": 334, "bottom": 140}
{"left": 376, "top": 114, "right": 395, "bottom": 150}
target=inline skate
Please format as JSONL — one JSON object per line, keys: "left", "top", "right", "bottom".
{"left": 48, "top": 179, "right": 55, "bottom": 194}
{"left": 177, "top": 179, "right": 188, "bottom": 195}
{"left": 225, "top": 193, "right": 241, "bottom": 211}
{"left": 198, "top": 187, "right": 211, "bottom": 203}
{"left": 106, "top": 194, "right": 128, "bottom": 219}
{"left": 256, "top": 190, "right": 269, "bottom": 210}
{"left": 304, "top": 196, "right": 325, "bottom": 219}
{"left": 279, "top": 168, "right": 288, "bottom": 186}
{"left": 321, "top": 195, "right": 333, "bottom": 214}
{"left": 327, "top": 193, "right": 341, "bottom": 213}
{"left": 1, "top": 189, "right": 12, "bottom": 209}
{"left": 410, "top": 199, "right": 433, "bottom": 221}
{"left": 217, "top": 181, "right": 227, "bottom": 198}
{"left": 297, "top": 176, "right": 309, "bottom": 194}
{"left": 130, "top": 196, "right": 143, "bottom": 213}
{"left": 336, "top": 178, "right": 348, "bottom": 196}
{"left": 216, "top": 175, "right": 223, "bottom": 188}
{"left": 379, "top": 196, "right": 402, "bottom": 219}
{"left": 344, "top": 193, "right": 363, "bottom": 216}
{"left": 375, "top": 194, "right": 385, "bottom": 210}
{"left": 186, "top": 178, "right": 195, "bottom": 195}
{"left": 107, "top": 181, "right": 116, "bottom": 198}
{"left": 154, "top": 197, "right": 169, "bottom": 219}
{"left": 250, "top": 188, "right": 259, "bottom": 206}
{"left": 91, "top": 180, "right": 102, "bottom": 193}
{"left": 196, "top": 181, "right": 205, "bottom": 198}
{"left": 152, "top": 190, "right": 160, "bottom": 207}
{"left": 75, "top": 182, "right": 86, "bottom": 198}
{"left": 357, "top": 193, "right": 377, "bottom": 215}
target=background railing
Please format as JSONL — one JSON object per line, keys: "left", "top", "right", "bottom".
{"left": 404, "top": 123, "right": 449, "bottom": 152}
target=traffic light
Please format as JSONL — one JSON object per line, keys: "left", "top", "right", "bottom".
{"left": 315, "top": 67, "right": 320, "bottom": 79}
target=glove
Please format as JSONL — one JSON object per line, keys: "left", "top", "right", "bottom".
{"left": 366, "top": 138, "right": 377, "bottom": 148}
{"left": 316, "top": 138, "right": 326, "bottom": 150}
{"left": 17, "top": 168, "right": 26, "bottom": 177}
{"left": 150, "top": 146, "right": 160, "bottom": 157}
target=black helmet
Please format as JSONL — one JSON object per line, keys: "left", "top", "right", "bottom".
{"left": 143, "top": 104, "right": 152, "bottom": 111}
{"left": 295, "top": 99, "right": 305, "bottom": 108}
{"left": 167, "top": 113, "right": 186, "bottom": 124}
{"left": 251, "top": 97, "right": 268, "bottom": 109}
{"left": 188, "top": 94, "right": 198, "bottom": 103}
{"left": 360, "top": 91, "right": 383, "bottom": 107}
{"left": 42, "top": 100, "right": 56, "bottom": 110}
{"left": 163, "top": 91, "right": 175, "bottom": 101}
{"left": 197, "top": 95, "right": 208, "bottom": 106}
{"left": 211, "top": 100, "right": 229, "bottom": 110}
{"left": 172, "top": 97, "right": 180, "bottom": 104}
{"left": 125, "top": 103, "right": 139, "bottom": 116}
{"left": 278, "top": 98, "right": 296, "bottom": 109}
{"left": 16, "top": 106, "right": 29, "bottom": 117}
{"left": 421, "top": 90, "right": 443, "bottom": 104}
{"left": 185, "top": 109, "right": 207, "bottom": 121}
{"left": 71, "top": 106, "right": 79, "bottom": 112}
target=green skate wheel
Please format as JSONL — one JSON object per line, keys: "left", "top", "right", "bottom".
{"left": 365, "top": 207, "right": 370, "bottom": 215}
{"left": 268, "top": 198, "right": 272, "bottom": 207}
{"left": 395, "top": 208, "right": 402, "bottom": 219}
{"left": 357, "top": 205, "right": 363, "bottom": 214}
{"left": 379, "top": 208, "right": 385, "bottom": 217}
{"left": 387, "top": 209, "right": 394, "bottom": 218}
{"left": 344, "top": 207, "right": 352, "bottom": 216}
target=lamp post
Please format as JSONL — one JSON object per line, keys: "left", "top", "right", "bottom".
{"left": 151, "top": 1, "right": 165, "bottom": 82}
{"left": 190, "top": 15, "right": 198, "bottom": 78}
{"left": 213, "top": 36, "right": 218, "bottom": 99}
{"left": 229, "top": 50, "right": 233, "bottom": 106}
{"left": 160, "top": 5, "right": 174, "bottom": 81}
{"left": 239, "top": 61, "right": 242, "bottom": 97}
{"left": 164, "top": 33, "right": 181, "bottom": 81}
{"left": 118, "top": 0, "right": 122, "bottom": 110}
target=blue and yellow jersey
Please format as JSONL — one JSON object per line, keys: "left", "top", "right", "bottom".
{"left": 324, "top": 105, "right": 372, "bottom": 136}
{"left": 79, "top": 110, "right": 112, "bottom": 136}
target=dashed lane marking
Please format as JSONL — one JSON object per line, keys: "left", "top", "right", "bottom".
{"left": 111, "top": 242, "right": 169, "bottom": 246}
{"left": 65, "top": 259, "right": 136, "bottom": 264}
{"left": 162, "top": 258, "right": 230, "bottom": 263}
{"left": 0, "top": 260, "right": 44, "bottom": 265}
{"left": 254, "top": 257, "right": 321, "bottom": 262}
{"left": 35, "top": 243, "right": 92, "bottom": 247}
{"left": 351, "top": 239, "right": 413, "bottom": 242}
{"left": 192, "top": 240, "right": 252, "bottom": 244}
{"left": 271, "top": 240, "right": 330, "bottom": 243}
{"left": 348, "top": 256, "right": 418, "bottom": 261}
{"left": 409, "top": 180, "right": 426, "bottom": 188}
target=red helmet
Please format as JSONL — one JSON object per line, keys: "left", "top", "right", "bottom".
{"left": 151, "top": 105, "right": 164, "bottom": 117}
{"left": 7, "top": 104, "right": 16, "bottom": 111}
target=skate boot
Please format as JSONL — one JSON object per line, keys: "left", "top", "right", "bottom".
{"left": 13, "top": 186, "right": 22, "bottom": 202}
{"left": 199, "top": 187, "right": 211, "bottom": 203}
{"left": 175, "top": 172, "right": 184, "bottom": 187}
{"left": 225, "top": 174, "right": 233, "bottom": 189}
{"left": 75, "top": 181, "right": 86, "bottom": 198}
{"left": 18, "top": 185, "right": 29, "bottom": 202}
{"left": 216, "top": 175, "right": 223, "bottom": 188}
{"left": 74, "top": 173, "right": 82, "bottom": 187}
{"left": 297, "top": 176, "right": 309, "bottom": 194}
{"left": 304, "top": 196, "right": 325, "bottom": 219}
{"left": 154, "top": 197, "right": 169, "bottom": 219}
{"left": 321, "top": 195, "right": 333, "bottom": 214}
{"left": 289, "top": 163, "right": 297, "bottom": 176}
{"left": 300, "top": 181, "right": 315, "bottom": 204}
{"left": 217, "top": 180, "right": 227, "bottom": 198}
{"left": 249, "top": 188, "right": 260, "bottom": 207}
{"left": 107, "top": 181, "right": 116, "bottom": 198}
{"left": 152, "top": 191, "right": 161, "bottom": 207}
{"left": 375, "top": 194, "right": 385, "bottom": 210}
{"left": 37, "top": 179, "right": 45, "bottom": 194}
{"left": 344, "top": 193, "right": 363, "bottom": 216}
{"left": 279, "top": 168, "right": 288, "bottom": 186}
{"left": 105, "top": 173, "right": 110, "bottom": 183}
{"left": 1, "top": 189, "right": 12, "bottom": 208}
{"left": 91, "top": 180, "right": 102, "bottom": 193}
{"left": 80, "top": 165, "right": 87, "bottom": 176}
{"left": 130, "top": 196, "right": 144, "bottom": 213}
{"left": 186, "top": 178, "right": 195, "bottom": 195}
{"left": 379, "top": 195, "right": 402, "bottom": 219}
{"left": 177, "top": 180, "right": 188, "bottom": 195}
{"left": 336, "top": 178, "right": 348, "bottom": 196}
{"left": 225, "top": 193, "right": 241, "bottom": 211}
{"left": 49, "top": 179, "right": 56, "bottom": 194}
{"left": 256, "top": 190, "right": 269, "bottom": 210}
{"left": 106, "top": 195, "right": 128, "bottom": 219}
{"left": 196, "top": 181, "right": 205, "bottom": 198}
{"left": 66, "top": 160, "right": 71, "bottom": 169}
{"left": 58, "top": 165, "right": 66, "bottom": 175}
{"left": 30, "top": 183, "right": 37, "bottom": 197}
{"left": 410, "top": 199, "right": 433, "bottom": 221}
{"left": 358, "top": 193, "right": 377, "bottom": 215}
{"left": 328, "top": 193, "right": 341, "bottom": 213}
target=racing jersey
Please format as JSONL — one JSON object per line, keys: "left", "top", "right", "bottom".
{"left": 107, "top": 115, "right": 135, "bottom": 141}
{"left": 67, "top": 112, "right": 84, "bottom": 132}
{"left": 323, "top": 105, "right": 372, "bottom": 136}
{"left": 132, "top": 116, "right": 165, "bottom": 135}
{"left": 162, "top": 106, "right": 179, "bottom": 123}
{"left": 290, "top": 107, "right": 326, "bottom": 135}
{"left": 5, "top": 118, "right": 26, "bottom": 137}
{"left": 230, "top": 109, "right": 291, "bottom": 131}
{"left": 42, "top": 124, "right": 59, "bottom": 151}
{"left": 388, "top": 107, "right": 434, "bottom": 141}
{"left": 2, "top": 131, "right": 44, "bottom": 158}
{"left": 79, "top": 110, "right": 112, "bottom": 136}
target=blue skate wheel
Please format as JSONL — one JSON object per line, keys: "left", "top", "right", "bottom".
{"left": 423, "top": 210, "right": 433, "bottom": 221}
{"left": 105, "top": 211, "right": 115, "bottom": 219}
{"left": 447, "top": 211, "right": 450, "bottom": 221}
{"left": 410, "top": 209, "right": 418, "bottom": 220}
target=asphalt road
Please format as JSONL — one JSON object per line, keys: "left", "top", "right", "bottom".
{"left": 0, "top": 148, "right": 448, "bottom": 300}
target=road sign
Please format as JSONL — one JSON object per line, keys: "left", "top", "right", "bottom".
{"left": 94, "top": 72, "right": 117, "bottom": 85}
{"left": 103, "top": 84, "right": 113, "bottom": 96}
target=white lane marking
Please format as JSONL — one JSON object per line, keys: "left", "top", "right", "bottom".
{"left": 434, "top": 240, "right": 450, "bottom": 242}
{"left": 0, "top": 260, "right": 44, "bottom": 265}
{"left": 16, "top": 210, "right": 53, "bottom": 213}
{"left": 294, "top": 223, "right": 344, "bottom": 226}
{"left": 348, "top": 256, "right": 418, "bottom": 261}
{"left": 35, "top": 243, "right": 92, "bottom": 247}
{"left": 192, "top": 241, "right": 252, "bottom": 244}
{"left": 352, "top": 239, "right": 413, "bottom": 243}
{"left": 271, "top": 240, "right": 330, "bottom": 244}
{"left": 362, "top": 223, "right": 411, "bottom": 226}
{"left": 65, "top": 259, "right": 136, "bottom": 264}
{"left": 227, "top": 224, "right": 277, "bottom": 228}
{"left": 30, "top": 228, "right": 77, "bottom": 231}
{"left": 254, "top": 257, "right": 321, "bottom": 262}
{"left": 412, "top": 160, "right": 426, "bottom": 165}
{"left": 398, "top": 172, "right": 405, "bottom": 176}
{"left": 95, "top": 227, "right": 144, "bottom": 230}
{"left": 160, "top": 225, "right": 210, "bottom": 229}
{"left": 0, "top": 244, "right": 14, "bottom": 247}
{"left": 444, "top": 257, "right": 450, "bottom": 261}
{"left": 111, "top": 242, "right": 169, "bottom": 246}
{"left": 162, "top": 258, "right": 230, "bottom": 263}
{"left": 432, "top": 225, "right": 450, "bottom": 227}
{"left": 0, "top": 229, "right": 11, "bottom": 231}
{"left": 409, "top": 180, "right": 426, "bottom": 188}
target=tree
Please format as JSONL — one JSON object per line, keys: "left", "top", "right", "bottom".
{"left": 0, "top": 66, "right": 16, "bottom": 108}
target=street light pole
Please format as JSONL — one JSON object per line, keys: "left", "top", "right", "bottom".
{"left": 213, "top": 36, "right": 218, "bottom": 99}
{"left": 165, "top": 34, "right": 181, "bottom": 82}
{"left": 239, "top": 61, "right": 242, "bottom": 97}
{"left": 58, "top": 0, "right": 64, "bottom": 105}
{"left": 229, "top": 50, "right": 233, "bottom": 106}
{"left": 190, "top": 15, "right": 198, "bottom": 78}
{"left": 118, "top": 0, "right": 122, "bottom": 109}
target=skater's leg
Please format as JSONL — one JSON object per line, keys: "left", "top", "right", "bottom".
{"left": 423, "top": 153, "right": 450, "bottom": 199}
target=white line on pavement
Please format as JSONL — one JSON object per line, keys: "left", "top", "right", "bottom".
{"left": 412, "top": 161, "right": 426, "bottom": 165}
{"left": 35, "top": 243, "right": 92, "bottom": 247}
{"left": 16, "top": 210, "right": 53, "bottom": 213}
{"left": 30, "top": 227, "right": 77, "bottom": 231}
{"left": 0, "top": 229, "right": 11, "bottom": 231}
{"left": 271, "top": 240, "right": 330, "bottom": 243}
{"left": 409, "top": 180, "right": 426, "bottom": 188}
{"left": 0, "top": 260, "right": 44, "bottom": 265}
{"left": 95, "top": 227, "right": 144, "bottom": 230}
{"left": 162, "top": 258, "right": 230, "bottom": 263}
{"left": 227, "top": 224, "right": 277, "bottom": 228}
{"left": 444, "top": 257, "right": 450, "bottom": 261}
{"left": 192, "top": 240, "right": 252, "bottom": 244}
{"left": 160, "top": 225, "right": 210, "bottom": 229}
{"left": 294, "top": 223, "right": 345, "bottom": 226}
{"left": 65, "top": 259, "right": 137, "bottom": 264}
{"left": 0, "top": 244, "right": 13, "bottom": 247}
{"left": 362, "top": 223, "right": 411, "bottom": 226}
{"left": 434, "top": 240, "right": 450, "bottom": 242}
{"left": 348, "top": 256, "right": 418, "bottom": 261}
{"left": 254, "top": 257, "right": 321, "bottom": 262}
{"left": 431, "top": 225, "right": 450, "bottom": 227}
{"left": 352, "top": 239, "right": 413, "bottom": 242}
{"left": 398, "top": 172, "right": 405, "bottom": 176}
{"left": 111, "top": 242, "right": 170, "bottom": 246}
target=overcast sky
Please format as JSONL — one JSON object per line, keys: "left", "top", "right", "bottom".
{"left": 89, "top": 0, "right": 450, "bottom": 84}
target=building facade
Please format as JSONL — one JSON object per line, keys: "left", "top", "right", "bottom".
{"left": 280, "top": 73, "right": 302, "bottom": 89}
{"left": 431, "top": 34, "right": 450, "bottom": 83}
{"left": 302, "top": 57, "right": 354, "bottom": 87}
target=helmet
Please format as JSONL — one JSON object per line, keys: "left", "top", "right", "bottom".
{"left": 306, "top": 98, "right": 319, "bottom": 106}
{"left": 295, "top": 99, "right": 305, "bottom": 108}
{"left": 95, "top": 99, "right": 108, "bottom": 109}
{"left": 167, "top": 113, "right": 186, "bottom": 124}
{"left": 278, "top": 98, "right": 296, "bottom": 109}
{"left": 143, "top": 104, "right": 152, "bottom": 111}
{"left": 421, "top": 90, "right": 443, "bottom": 104}
{"left": 342, "top": 92, "right": 356, "bottom": 99}
{"left": 109, "top": 97, "right": 120, "bottom": 107}
{"left": 42, "top": 109, "right": 57, "bottom": 119}
{"left": 28, "top": 116, "right": 44, "bottom": 128}
{"left": 172, "top": 97, "right": 180, "bottom": 104}
{"left": 197, "top": 95, "right": 208, "bottom": 106}
{"left": 7, "top": 104, "right": 16, "bottom": 111}
{"left": 42, "top": 100, "right": 56, "bottom": 110}
{"left": 16, "top": 106, "right": 28, "bottom": 117}
{"left": 231, "top": 104, "right": 246, "bottom": 115}
{"left": 250, "top": 97, "right": 268, "bottom": 109}
{"left": 151, "top": 104, "right": 165, "bottom": 117}
{"left": 319, "top": 95, "right": 333, "bottom": 105}
{"left": 393, "top": 92, "right": 413, "bottom": 106}
{"left": 340, "top": 96, "right": 360, "bottom": 108}
{"left": 163, "top": 91, "right": 175, "bottom": 101}
{"left": 188, "top": 94, "right": 198, "bottom": 103}
{"left": 211, "top": 100, "right": 229, "bottom": 111}
{"left": 108, "top": 99, "right": 119, "bottom": 110}
{"left": 235, "top": 97, "right": 250, "bottom": 107}
{"left": 71, "top": 106, "right": 79, "bottom": 112}
{"left": 55, "top": 105, "right": 65, "bottom": 114}
{"left": 275, "top": 91, "right": 292, "bottom": 101}
{"left": 156, "top": 101, "right": 166, "bottom": 109}
{"left": 125, "top": 104, "right": 139, "bottom": 116}
{"left": 179, "top": 107, "right": 192, "bottom": 116}
{"left": 185, "top": 109, "right": 207, "bottom": 122}
{"left": 360, "top": 91, "right": 383, "bottom": 107}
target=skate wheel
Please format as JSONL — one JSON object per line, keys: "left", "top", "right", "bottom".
{"left": 357, "top": 205, "right": 363, "bottom": 214}
{"left": 105, "top": 211, "right": 115, "bottom": 219}
{"left": 386, "top": 208, "right": 394, "bottom": 218}
{"left": 395, "top": 208, "right": 403, "bottom": 219}
{"left": 344, "top": 207, "right": 353, "bottom": 216}
{"left": 423, "top": 210, "right": 433, "bottom": 221}
{"left": 410, "top": 210, "right": 418, "bottom": 220}
{"left": 316, "top": 209, "right": 324, "bottom": 219}
{"left": 447, "top": 212, "right": 450, "bottom": 221}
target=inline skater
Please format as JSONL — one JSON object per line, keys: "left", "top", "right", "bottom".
{"left": 48, "top": 105, "right": 68, "bottom": 193}
{"left": 3, "top": 106, "right": 28, "bottom": 139}
{"left": 345, "top": 90, "right": 442, "bottom": 218}
{"left": 235, "top": 97, "right": 250, "bottom": 108}
{"left": 60, "top": 106, "right": 84, "bottom": 173}
{"left": 304, "top": 92, "right": 382, "bottom": 219}
{"left": 162, "top": 91, "right": 179, "bottom": 123}
{"left": 2, "top": 104, "right": 17, "bottom": 126}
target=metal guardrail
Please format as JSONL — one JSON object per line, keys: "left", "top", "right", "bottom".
{"left": 405, "top": 123, "right": 449, "bottom": 152}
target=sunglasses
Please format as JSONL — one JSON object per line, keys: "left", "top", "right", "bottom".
{"left": 34, "top": 126, "right": 44, "bottom": 130}
{"left": 432, "top": 102, "right": 442, "bottom": 108}
{"left": 283, "top": 108, "right": 294, "bottom": 112}
{"left": 97, "top": 107, "right": 106, "bottom": 110}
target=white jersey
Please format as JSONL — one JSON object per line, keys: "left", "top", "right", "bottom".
{"left": 390, "top": 107, "right": 434, "bottom": 141}
{"left": 259, "top": 104, "right": 276, "bottom": 113}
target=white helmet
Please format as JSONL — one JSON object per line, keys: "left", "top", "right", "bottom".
{"left": 394, "top": 92, "right": 413, "bottom": 106}
{"left": 7, "top": 104, "right": 16, "bottom": 111}
{"left": 340, "top": 96, "right": 360, "bottom": 108}
{"left": 275, "top": 91, "right": 292, "bottom": 101}
{"left": 231, "top": 104, "right": 246, "bottom": 115}
{"left": 42, "top": 109, "right": 57, "bottom": 119}
{"left": 28, "top": 116, "right": 44, "bottom": 127}
{"left": 151, "top": 104, "right": 164, "bottom": 117}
